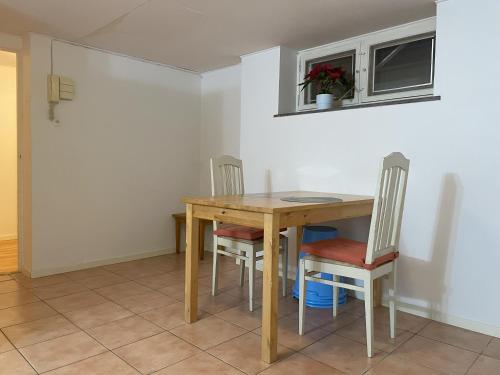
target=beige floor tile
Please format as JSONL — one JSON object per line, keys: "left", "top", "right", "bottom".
{"left": 2, "top": 315, "right": 80, "bottom": 348}
{"left": 259, "top": 352, "right": 344, "bottom": 375}
{"left": 301, "top": 333, "right": 385, "bottom": 374}
{"left": 170, "top": 315, "right": 247, "bottom": 350}
{"left": 335, "top": 317, "right": 414, "bottom": 353}
{"left": 140, "top": 302, "right": 209, "bottom": 330}
{"left": 64, "top": 268, "right": 113, "bottom": 281}
{"left": 0, "top": 350, "right": 36, "bottom": 375}
{"left": 199, "top": 270, "right": 246, "bottom": 293}
{"left": 106, "top": 264, "right": 168, "bottom": 280}
{"left": 197, "top": 291, "right": 245, "bottom": 314}
{"left": 419, "top": 321, "right": 491, "bottom": 353}
{"left": 484, "top": 338, "right": 500, "bottom": 360}
{"left": 113, "top": 290, "right": 177, "bottom": 314}
{"left": 0, "top": 289, "right": 39, "bottom": 310}
{"left": 207, "top": 332, "right": 293, "bottom": 375}
{"left": 32, "top": 281, "right": 88, "bottom": 300}
{"left": 114, "top": 332, "right": 201, "bottom": 374}
{"left": 45, "top": 291, "right": 108, "bottom": 313}
{"left": 254, "top": 314, "right": 330, "bottom": 351}
{"left": 12, "top": 273, "right": 69, "bottom": 289}
{"left": 277, "top": 296, "right": 299, "bottom": 317}
{"left": 0, "top": 280, "right": 20, "bottom": 294}
{"left": 63, "top": 302, "right": 134, "bottom": 329}
{"left": 0, "top": 332, "right": 13, "bottom": 353}
{"left": 338, "top": 298, "right": 366, "bottom": 317}
{"left": 365, "top": 353, "right": 441, "bottom": 374}
{"left": 86, "top": 315, "right": 164, "bottom": 349}
{"left": 95, "top": 281, "right": 153, "bottom": 301}
{"left": 394, "top": 335, "right": 478, "bottom": 375}
{"left": 153, "top": 352, "right": 243, "bottom": 374}
{"left": 374, "top": 306, "right": 430, "bottom": 333}
{"left": 44, "top": 351, "right": 140, "bottom": 374}
{"left": 75, "top": 273, "right": 129, "bottom": 289}
{"left": 309, "top": 309, "right": 361, "bottom": 333}
{"left": 135, "top": 272, "right": 185, "bottom": 290}
{"left": 158, "top": 280, "right": 209, "bottom": 301}
{"left": 20, "top": 331, "right": 106, "bottom": 373}
{"left": 0, "top": 301, "right": 57, "bottom": 328}
{"left": 467, "top": 355, "right": 500, "bottom": 375}
{"left": 216, "top": 304, "right": 263, "bottom": 331}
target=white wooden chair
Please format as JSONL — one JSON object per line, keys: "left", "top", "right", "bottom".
{"left": 210, "top": 155, "right": 288, "bottom": 311}
{"left": 298, "top": 152, "right": 409, "bottom": 357}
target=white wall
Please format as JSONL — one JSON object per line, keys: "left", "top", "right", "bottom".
{"left": 0, "top": 51, "right": 17, "bottom": 239}
{"left": 239, "top": 1, "right": 500, "bottom": 336}
{"left": 27, "top": 34, "right": 201, "bottom": 276}
{"left": 200, "top": 65, "right": 241, "bottom": 195}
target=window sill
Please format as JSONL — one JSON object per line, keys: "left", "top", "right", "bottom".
{"left": 274, "top": 95, "right": 441, "bottom": 118}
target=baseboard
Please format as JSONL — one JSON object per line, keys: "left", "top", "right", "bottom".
{"left": 0, "top": 234, "right": 17, "bottom": 241}
{"left": 382, "top": 298, "right": 500, "bottom": 339}
{"left": 30, "top": 248, "right": 176, "bottom": 278}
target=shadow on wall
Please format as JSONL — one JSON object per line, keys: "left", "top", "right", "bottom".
{"left": 397, "top": 173, "right": 463, "bottom": 314}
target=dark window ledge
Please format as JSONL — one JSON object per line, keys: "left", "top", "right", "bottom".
{"left": 274, "top": 95, "right": 441, "bottom": 118}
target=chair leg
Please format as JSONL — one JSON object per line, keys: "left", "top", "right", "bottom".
{"left": 364, "top": 277, "right": 374, "bottom": 358}
{"left": 239, "top": 255, "right": 245, "bottom": 287}
{"left": 248, "top": 250, "right": 255, "bottom": 312}
{"left": 281, "top": 239, "right": 288, "bottom": 297}
{"left": 389, "top": 260, "right": 398, "bottom": 339}
{"left": 332, "top": 275, "right": 339, "bottom": 317}
{"left": 211, "top": 237, "right": 219, "bottom": 296}
{"left": 298, "top": 258, "right": 306, "bottom": 335}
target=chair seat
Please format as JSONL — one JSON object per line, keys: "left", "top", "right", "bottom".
{"left": 214, "top": 224, "right": 287, "bottom": 241}
{"left": 302, "top": 237, "right": 398, "bottom": 270}
{"left": 214, "top": 224, "right": 264, "bottom": 240}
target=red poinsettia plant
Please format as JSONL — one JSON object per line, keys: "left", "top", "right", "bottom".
{"left": 299, "top": 64, "right": 353, "bottom": 100}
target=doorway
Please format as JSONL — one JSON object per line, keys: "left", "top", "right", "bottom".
{"left": 0, "top": 50, "right": 18, "bottom": 274}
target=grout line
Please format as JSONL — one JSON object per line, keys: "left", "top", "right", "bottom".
{"left": 415, "top": 328, "right": 489, "bottom": 354}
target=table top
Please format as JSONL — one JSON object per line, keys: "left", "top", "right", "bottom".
{"left": 183, "top": 191, "right": 373, "bottom": 214}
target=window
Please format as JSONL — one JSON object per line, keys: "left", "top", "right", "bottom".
{"left": 368, "top": 33, "right": 435, "bottom": 97}
{"left": 297, "top": 18, "right": 436, "bottom": 110}
{"left": 304, "top": 50, "right": 356, "bottom": 105}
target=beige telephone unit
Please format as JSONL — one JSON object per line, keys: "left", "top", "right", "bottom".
{"left": 47, "top": 74, "right": 74, "bottom": 121}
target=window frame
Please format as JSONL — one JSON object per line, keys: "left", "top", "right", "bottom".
{"left": 296, "top": 17, "right": 436, "bottom": 111}
{"left": 297, "top": 40, "right": 362, "bottom": 111}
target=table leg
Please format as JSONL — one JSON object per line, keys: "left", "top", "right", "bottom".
{"left": 199, "top": 220, "right": 206, "bottom": 260}
{"left": 175, "top": 219, "right": 181, "bottom": 254}
{"left": 261, "top": 213, "right": 280, "bottom": 363}
{"left": 185, "top": 204, "right": 199, "bottom": 323}
{"left": 296, "top": 225, "right": 303, "bottom": 265}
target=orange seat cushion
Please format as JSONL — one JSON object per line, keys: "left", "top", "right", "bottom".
{"left": 301, "top": 237, "right": 398, "bottom": 270}
{"left": 214, "top": 224, "right": 265, "bottom": 240}
{"left": 214, "top": 224, "right": 287, "bottom": 241}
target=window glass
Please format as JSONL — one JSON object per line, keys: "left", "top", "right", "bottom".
{"left": 304, "top": 51, "right": 355, "bottom": 104}
{"left": 371, "top": 35, "right": 435, "bottom": 95}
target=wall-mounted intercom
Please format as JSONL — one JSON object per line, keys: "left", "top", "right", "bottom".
{"left": 47, "top": 74, "right": 74, "bottom": 121}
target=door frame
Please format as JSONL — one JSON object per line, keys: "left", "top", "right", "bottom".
{"left": 0, "top": 42, "right": 26, "bottom": 274}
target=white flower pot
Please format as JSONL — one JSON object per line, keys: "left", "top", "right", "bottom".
{"left": 316, "top": 94, "right": 334, "bottom": 110}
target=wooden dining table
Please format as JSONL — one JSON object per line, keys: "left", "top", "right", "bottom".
{"left": 183, "top": 191, "right": 374, "bottom": 363}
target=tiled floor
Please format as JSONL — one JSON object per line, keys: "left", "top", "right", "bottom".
{"left": 0, "top": 253, "right": 498, "bottom": 374}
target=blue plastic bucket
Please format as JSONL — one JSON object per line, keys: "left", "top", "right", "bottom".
{"left": 292, "top": 226, "right": 347, "bottom": 308}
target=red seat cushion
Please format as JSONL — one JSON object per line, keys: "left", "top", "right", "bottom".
{"left": 301, "top": 237, "right": 398, "bottom": 270}
{"left": 214, "top": 224, "right": 265, "bottom": 240}
{"left": 214, "top": 224, "right": 287, "bottom": 241}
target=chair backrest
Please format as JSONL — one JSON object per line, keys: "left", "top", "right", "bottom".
{"left": 365, "top": 152, "right": 410, "bottom": 264}
{"left": 210, "top": 155, "right": 245, "bottom": 197}
{"left": 210, "top": 155, "right": 245, "bottom": 232}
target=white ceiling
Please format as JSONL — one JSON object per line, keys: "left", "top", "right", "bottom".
{"left": 0, "top": 0, "right": 436, "bottom": 72}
